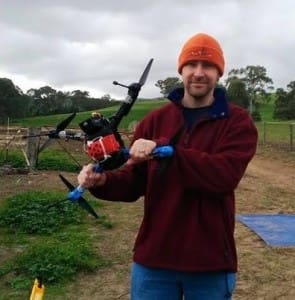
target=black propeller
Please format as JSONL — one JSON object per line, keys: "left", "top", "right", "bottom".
{"left": 54, "top": 113, "right": 77, "bottom": 137}
{"left": 22, "top": 112, "right": 76, "bottom": 152}
{"left": 110, "top": 58, "right": 153, "bottom": 129}
{"left": 22, "top": 112, "right": 76, "bottom": 139}
{"left": 138, "top": 58, "right": 153, "bottom": 87}
{"left": 59, "top": 174, "right": 98, "bottom": 219}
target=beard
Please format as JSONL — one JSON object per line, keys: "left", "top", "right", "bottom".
{"left": 187, "top": 81, "right": 214, "bottom": 100}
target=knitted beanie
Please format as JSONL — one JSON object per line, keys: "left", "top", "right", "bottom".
{"left": 178, "top": 33, "right": 224, "bottom": 76}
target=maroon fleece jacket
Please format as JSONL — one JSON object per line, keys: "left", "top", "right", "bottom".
{"left": 90, "top": 88, "right": 258, "bottom": 272}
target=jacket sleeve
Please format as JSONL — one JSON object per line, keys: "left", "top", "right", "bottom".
{"left": 174, "top": 111, "right": 258, "bottom": 193}
{"left": 89, "top": 162, "right": 147, "bottom": 202}
{"left": 89, "top": 121, "right": 149, "bottom": 202}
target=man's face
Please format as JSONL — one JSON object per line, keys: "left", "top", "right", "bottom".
{"left": 181, "top": 60, "right": 219, "bottom": 102}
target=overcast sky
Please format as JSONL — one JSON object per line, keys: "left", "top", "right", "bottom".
{"left": 0, "top": 0, "right": 294, "bottom": 99}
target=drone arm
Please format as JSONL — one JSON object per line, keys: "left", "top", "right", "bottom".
{"left": 109, "top": 83, "right": 141, "bottom": 129}
{"left": 109, "top": 58, "right": 153, "bottom": 130}
{"left": 69, "top": 146, "right": 174, "bottom": 200}
{"left": 68, "top": 164, "right": 103, "bottom": 201}
{"left": 58, "top": 130, "right": 85, "bottom": 141}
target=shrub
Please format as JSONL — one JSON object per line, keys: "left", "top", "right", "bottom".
{"left": 12, "top": 233, "right": 107, "bottom": 285}
{"left": 0, "top": 191, "right": 83, "bottom": 234}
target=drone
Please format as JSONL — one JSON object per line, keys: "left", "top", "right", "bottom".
{"left": 23, "top": 59, "right": 173, "bottom": 218}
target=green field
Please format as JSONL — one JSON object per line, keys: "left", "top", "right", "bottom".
{"left": 12, "top": 99, "right": 168, "bottom": 130}
{"left": 259, "top": 101, "right": 275, "bottom": 122}
{"left": 12, "top": 98, "right": 294, "bottom": 125}
{"left": 10, "top": 98, "right": 295, "bottom": 148}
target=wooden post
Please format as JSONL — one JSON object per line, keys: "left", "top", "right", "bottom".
{"left": 5, "top": 117, "right": 10, "bottom": 161}
{"left": 26, "top": 127, "right": 40, "bottom": 169}
{"left": 263, "top": 121, "right": 266, "bottom": 145}
{"left": 290, "top": 123, "right": 294, "bottom": 151}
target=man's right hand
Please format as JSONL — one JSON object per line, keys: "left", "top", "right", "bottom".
{"left": 77, "top": 164, "right": 107, "bottom": 189}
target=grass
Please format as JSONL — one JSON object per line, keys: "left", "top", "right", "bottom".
{"left": 0, "top": 150, "right": 27, "bottom": 168}
{"left": 0, "top": 148, "right": 83, "bottom": 171}
{"left": 258, "top": 101, "right": 275, "bottom": 122}
{"left": 256, "top": 121, "right": 295, "bottom": 147}
{"left": 251, "top": 100, "right": 295, "bottom": 147}
{"left": 0, "top": 190, "right": 112, "bottom": 298}
{"left": 11, "top": 99, "right": 168, "bottom": 130}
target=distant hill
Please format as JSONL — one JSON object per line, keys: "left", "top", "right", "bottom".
{"left": 11, "top": 97, "right": 288, "bottom": 130}
{"left": 11, "top": 98, "right": 168, "bottom": 129}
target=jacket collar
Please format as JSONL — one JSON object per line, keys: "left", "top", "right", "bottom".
{"left": 167, "top": 87, "right": 229, "bottom": 120}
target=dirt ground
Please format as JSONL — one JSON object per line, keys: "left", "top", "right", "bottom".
{"left": 0, "top": 146, "right": 295, "bottom": 299}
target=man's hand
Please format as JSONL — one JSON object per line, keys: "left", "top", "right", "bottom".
{"left": 127, "top": 138, "right": 156, "bottom": 165}
{"left": 77, "top": 164, "right": 107, "bottom": 189}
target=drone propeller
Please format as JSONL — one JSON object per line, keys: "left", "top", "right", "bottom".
{"left": 23, "top": 112, "right": 76, "bottom": 139}
{"left": 53, "top": 112, "right": 77, "bottom": 137}
{"left": 38, "top": 138, "right": 55, "bottom": 153}
{"left": 138, "top": 58, "right": 153, "bottom": 87}
{"left": 110, "top": 58, "right": 154, "bottom": 129}
{"left": 112, "top": 58, "right": 153, "bottom": 89}
{"left": 59, "top": 174, "right": 98, "bottom": 219}
{"left": 22, "top": 112, "right": 76, "bottom": 153}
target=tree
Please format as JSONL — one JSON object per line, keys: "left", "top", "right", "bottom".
{"left": 0, "top": 78, "right": 30, "bottom": 123}
{"left": 27, "top": 86, "right": 58, "bottom": 115}
{"left": 273, "top": 81, "right": 295, "bottom": 120}
{"left": 155, "top": 77, "right": 183, "bottom": 96}
{"left": 226, "top": 66, "right": 273, "bottom": 116}
{"left": 288, "top": 82, "right": 295, "bottom": 120}
{"left": 56, "top": 90, "right": 73, "bottom": 114}
{"left": 273, "top": 88, "right": 289, "bottom": 119}
{"left": 226, "top": 78, "right": 250, "bottom": 109}
{"left": 100, "top": 94, "right": 112, "bottom": 102}
{"left": 70, "top": 90, "right": 90, "bottom": 112}
{"left": 71, "top": 90, "right": 90, "bottom": 99}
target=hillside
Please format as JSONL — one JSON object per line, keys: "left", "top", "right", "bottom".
{"left": 10, "top": 99, "right": 169, "bottom": 130}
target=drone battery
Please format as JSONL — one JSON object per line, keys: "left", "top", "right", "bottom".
{"left": 86, "top": 134, "right": 121, "bottom": 161}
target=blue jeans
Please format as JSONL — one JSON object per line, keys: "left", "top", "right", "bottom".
{"left": 131, "top": 263, "right": 236, "bottom": 300}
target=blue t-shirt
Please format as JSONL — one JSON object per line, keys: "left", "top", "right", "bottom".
{"left": 182, "top": 106, "right": 209, "bottom": 130}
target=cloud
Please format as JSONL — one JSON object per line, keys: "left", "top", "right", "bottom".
{"left": 0, "top": 0, "right": 294, "bottom": 99}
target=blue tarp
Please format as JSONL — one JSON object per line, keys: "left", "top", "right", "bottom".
{"left": 236, "top": 214, "right": 295, "bottom": 247}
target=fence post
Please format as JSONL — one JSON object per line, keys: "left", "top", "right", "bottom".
{"left": 26, "top": 127, "right": 40, "bottom": 169}
{"left": 290, "top": 123, "right": 294, "bottom": 151}
{"left": 263, "top": 121, "right": 266, "bottom": 145}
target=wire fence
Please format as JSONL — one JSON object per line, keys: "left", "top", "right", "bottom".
{"left": 0, "top": 126, "right": 135, "bottom": 169}
{"left": 0, "top": 126, "right": 28, "bottom": 163}
{"left": 0, "top": 122, "right": 294, "bottom": 169}
{"left": 256, "top": 122, "right": 295, "bottom": 151}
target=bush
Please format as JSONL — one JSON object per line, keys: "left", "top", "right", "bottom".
{"left": 0, "top": 191, "right": 112, "bottom": 292}
{"left": 251, "top": 110, "right": 262, "bottom": 121}
{"left": 37, "top": 149, "right": 81, "bottom": 172}
{"left": 0, "top": 148, "right": 82, "bottom": 171}
{"left": 0, "top": 191, "right": 83, "bottom": 234}
{"left": 0, "top": 150, "right": 27, "bottom": 168}
{"left": 12, "top": 233, "right": 107, "bottom": 286}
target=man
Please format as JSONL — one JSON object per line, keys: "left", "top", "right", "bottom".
{"left": 77, "top": 33, "right": 258, "bottom": 299}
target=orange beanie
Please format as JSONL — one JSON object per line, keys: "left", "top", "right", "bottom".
{"left": 178, "top": 33, "right": 224, "bottom": 76}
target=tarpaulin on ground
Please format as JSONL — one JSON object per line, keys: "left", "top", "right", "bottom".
{"left": 236, "top": 214, "right": 295, "bottom": 247}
